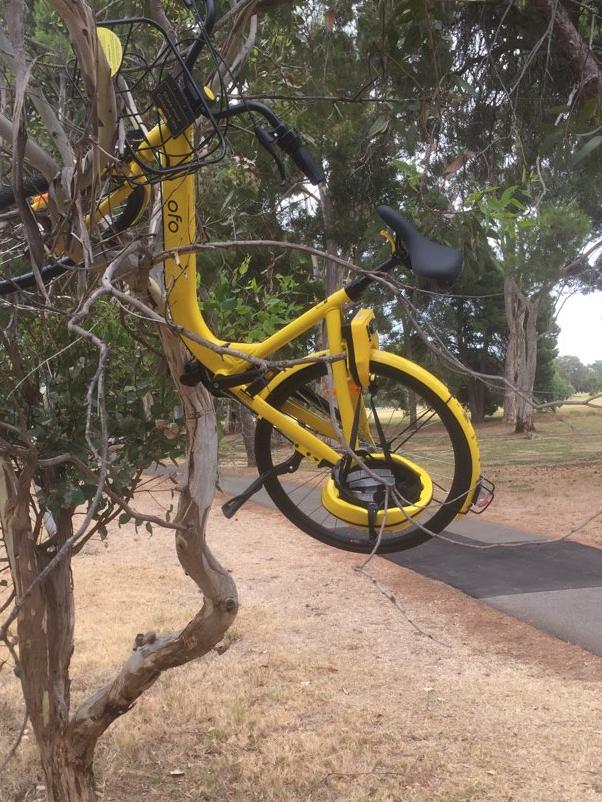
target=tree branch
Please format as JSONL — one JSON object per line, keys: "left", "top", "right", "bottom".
{"left": 532, "top": 0, "right": 602, "bottom": 103}
{"left": 0, "top": 112, "right": 59, "bottom": 180}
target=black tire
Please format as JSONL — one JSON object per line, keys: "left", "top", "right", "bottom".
{"left": 254, "top": 359, "right": 475, "bottom": 553}
{"left": 0, "top": 178, "right": 144, "bottom": 232}
{"left": 0, "top": 184, "right": 147, "bottom": 296}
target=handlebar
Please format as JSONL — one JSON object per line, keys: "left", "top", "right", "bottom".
{"left": 209, "top": 100, "right": 325, "bottom": 185}
{"left": 272, "top": 125, "right": 325, "bottom": 185}
{"left": 211, "top": 99, "right": 279, "bottom": 127}
{"left": 167, "top": 2, "right": 325, "bottom": 186}
{"left": 183, "top": 0, "right": 215, "bottom": 71}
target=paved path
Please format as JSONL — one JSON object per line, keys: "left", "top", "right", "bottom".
{"left": 218, "top": 472, "right": 602, "bottom": 657}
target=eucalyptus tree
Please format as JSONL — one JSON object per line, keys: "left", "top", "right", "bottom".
{"left": 0, "top": 0, "right": 273, "bottom": 797}
{"left": 234, "top": 0, "right": 602, "bottom": 427}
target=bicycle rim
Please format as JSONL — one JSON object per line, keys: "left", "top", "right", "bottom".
{"left": 254, "top": 360, "right": 475, "bottom": 553}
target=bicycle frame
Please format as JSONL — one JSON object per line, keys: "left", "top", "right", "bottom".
{"left": 31, "top": 121, "right": 480, "bottom": 508}
{"left": 159, "top": 132, "right": 481, "bottom": 514}
{"left": 161, "top": 129, "right": 362, "bottom": 468}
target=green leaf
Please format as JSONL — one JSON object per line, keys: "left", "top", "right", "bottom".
{"left": 499, "top": 186, "right": 518, "bottom": 205}
{"left": 367, "top": 116, "right": 389, "bottom": 140}
{"left": 572, "top": 135, "right": 602, "bottom": 165}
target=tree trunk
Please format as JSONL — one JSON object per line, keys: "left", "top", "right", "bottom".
{"left": 319, "top": 185, "right": 342, "bottom": 354}
{"left": 0, "top": 459, "right": 90, "bottom": 799}
{"left": 503, "top": 276, "right": 540, "bottom": 433}
{"left": 454, "top": 298, "right": 487, "bottom": 424}
{"left": 240, "top": 404, "right": 256, "bottom": 467}
{"left": 402, "top": 319, "right": 417, "bottom": 425}
{"left": 223, "top": 400, "right": 240, "bottom": 434}
{"left": 40, "top": 743, "right": 96, "bottom": 802}
{"left": 319, "top": 184, "right": 342, "bottom": 296}
{"left": 469, "top": 344, "right": 492, "bottom": 424}
{"left": 531, "top": 0, "right": 602, "bottom": 104}
{"left": 467, "top": 380, "right": 485, "bottom": 424}
{"left": 515, "top": 293, "right": 540, "bottom": 433}
{"left": 503, "top": 276, "right": 522, "bottom": 424}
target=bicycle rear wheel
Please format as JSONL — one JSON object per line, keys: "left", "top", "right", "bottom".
{"left": 254, "top": 358, "right": 476, "bottom": 553}
{"left": 0, "top": 183, "right": 147, "bottom": 295}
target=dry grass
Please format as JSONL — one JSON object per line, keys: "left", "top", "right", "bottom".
{"left": 480, "top": 462, "right": 602, "bottom": 547}
{"left": 2, "top": 480, "right": 602, "bottom": 802}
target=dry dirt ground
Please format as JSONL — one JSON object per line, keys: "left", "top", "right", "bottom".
{"left": 2, "top": 476, "right": 602, "bottom": 802}
{"left": 480, "top": 462, "right": 602, "bottom": 547}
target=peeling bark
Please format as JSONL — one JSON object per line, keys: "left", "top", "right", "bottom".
{"left": 532, "top": 0, "right": 602, "bottom": 104}
{"left": 0, "top": 457, "right": 84, "bottom": 802}
{"left": 47, "top": 0, "right": 117, "bottom": 180}
{"left": 503, "top": 277, "right": 540, "bottom": 433}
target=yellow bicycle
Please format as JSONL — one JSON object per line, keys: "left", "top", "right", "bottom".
{"left": 0, "top": 0, "right": 493, "bottom": 552}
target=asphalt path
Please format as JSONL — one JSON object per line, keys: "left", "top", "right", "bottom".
{"left": 218, "top": 472, "right": 602, "bottom": 658}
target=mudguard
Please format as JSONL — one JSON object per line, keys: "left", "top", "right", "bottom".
{"left": 259, "top": 349, "right": 481, "bottom": 515}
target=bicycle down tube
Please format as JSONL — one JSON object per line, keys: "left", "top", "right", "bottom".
{"left": 161, "top": 130, "right": 357, "bottom": 467}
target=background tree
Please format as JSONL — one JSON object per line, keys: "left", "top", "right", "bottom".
{"left": 219, "top": 0, "right": 602, "bottom": 428}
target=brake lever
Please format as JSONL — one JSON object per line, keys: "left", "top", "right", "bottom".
{"left": 255, "top": 126, "right": 286, "bottom": 184}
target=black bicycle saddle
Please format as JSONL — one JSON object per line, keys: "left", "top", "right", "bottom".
{"left": 376, "top": 205, "right": 463, "bottom": 281}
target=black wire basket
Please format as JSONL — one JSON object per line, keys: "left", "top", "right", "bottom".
{"left": 96, "top": 16, "right": 226, "bottom": 182}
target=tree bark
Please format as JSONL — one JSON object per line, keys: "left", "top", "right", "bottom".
{"left": 514, "top": 292, "right": 540, "bottom": 433}
{"left": 0, "top": 458, "right": 88, "bottom": 801}
{"left": 318, "top": 183, "right": 343, "bottom": 366}
{"left": 503, "top": 276, "right": 540, "bottom": 433}
{"left": 40, "top": 744, "right": 96, "bottom": 802}
{"left": 503, "top": 276, "right": 522, "bottom": 424}
{"left": 467, "top": 380, "right": 485, "bottom": 425}
{"left": 319, "top": 184, "right": 342, "bottom": 296}
{"left": 531, "top": 0, "right": 602, "bottom": 104}
{"left": 240, "top": 404, "right": 257, "bottom": 467}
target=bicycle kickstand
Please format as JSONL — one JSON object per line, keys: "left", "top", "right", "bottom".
{"left": 221, "top": 452, "right": 303, "bottom": 519}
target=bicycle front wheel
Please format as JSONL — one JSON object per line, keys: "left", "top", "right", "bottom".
{"left": 254, "top": 357, "right": 477, "bottom": 553}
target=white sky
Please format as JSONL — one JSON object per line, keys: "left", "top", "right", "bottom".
{"left": 557, "top": 290, "right": 602, "bottom": 365}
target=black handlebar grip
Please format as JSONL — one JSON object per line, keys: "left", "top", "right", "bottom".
{"left": 290, "top": 145, "right": 325, "bottom": 185}
{"left": 272, "top": 124, "right": 325, "bottom": 185}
